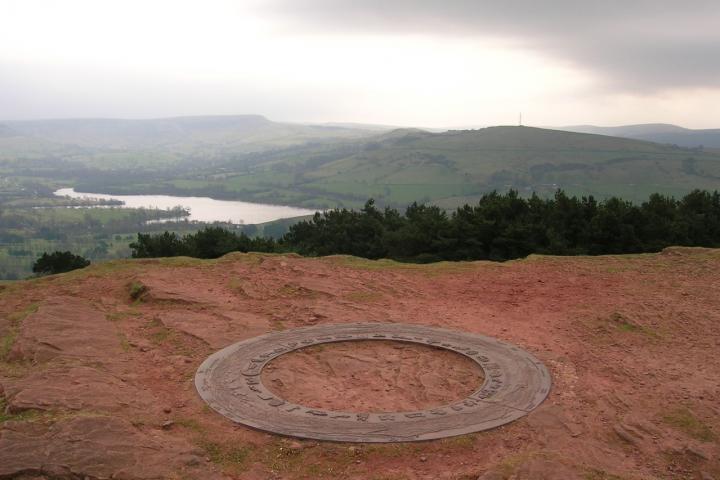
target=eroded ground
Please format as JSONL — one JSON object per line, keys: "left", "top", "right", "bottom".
{"left": 262, "top": 340, "right": 484, "bottom": 413}
{"left": 1, "top": 248, "right": 719, "bottom": 479}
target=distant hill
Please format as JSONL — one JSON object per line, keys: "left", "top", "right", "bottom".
{"left": 3, "top": 115, "right": 377, "bottom": 158}
{"left": 4, "top": 118, "right": 720, "bottom": 209}
{"left": 0, "top": 123, "right": 18, "bottom": 138}
{"left": 89, "top": 125, "right": 719, "bottom": 208}
{"left": 562, "top": 123, "right": 720, "bottom": 149}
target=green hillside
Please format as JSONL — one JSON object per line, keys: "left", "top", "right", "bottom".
{"left": 0, "top": 115, "right": 379, "bottom": 169}
{"left": 3, "top": 119, "right": 720, "bottom": 209}
{"left": 94, "top": 125, "right": 719, "bottom": 208}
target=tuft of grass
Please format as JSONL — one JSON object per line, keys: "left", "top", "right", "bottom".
{"left": 607, "top": 312, "right": 660, "bottom": 338}
{"left": 662, "top": 408, "right": 715, "bottom": 442}
{"left": 150, "top": 327, "right": 171, "bottom": 344}
{"left": 262, "top": 441, "right": 361, "bottom": 479}
{"left": 146, "top": 317, "right": 173, "bottom": 344}
{"left": 0, "top": 396, "right": 76, "bottom": 424}
{"left": 493, "top": 451, "right": 552, "bottom": 478}
{"left": 227, "top": 278, "right": 249, "bottom": 297}
{"left": 117, "top": 332, "right": 131, "bottom": 352}
{"left": 1, "top": 302, "right": 39, "bottom": 361}
{"left": 175, "top": 417, "right": 203, "bottom": 432}
{"left": 276, "top": 283, "right": 322, "bottom": 298}
{"left": 324, "top": 255, "right": 476, "bottom": 276}
{"left": 196, "top": 438, "right": 252, "bottom": 474}
{"left": 269, "top": 318, "right": 287, "bottom": 331}
{"left": 438, "top": 433, "right": 477, "bottom": 450}
{"left": 128, "top": 280, "right": 148, "bottom": 301}
{"left": 0, "top": 396, "right": 35, "bottom": 423}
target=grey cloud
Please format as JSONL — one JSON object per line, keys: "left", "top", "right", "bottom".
{"left": 263, "top": 0, "right": 720, "bottom": 91}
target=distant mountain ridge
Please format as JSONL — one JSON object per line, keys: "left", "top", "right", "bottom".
{"left": 2, "top": 115, "right": 378, "bottom": 152}
{"left": 562, "top": 123, "right": 720, "bottom": 149}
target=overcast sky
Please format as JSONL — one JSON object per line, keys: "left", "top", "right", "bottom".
{"left": 1, "top": 0, "right": 719, "bottom": 127}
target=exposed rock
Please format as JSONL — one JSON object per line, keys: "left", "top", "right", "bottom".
{"left": 613, "top": 424, "right": 639, "bottom": 445}
{"left": 158, "top": 310, "right": 269, "bottom": 349}
{"left": 0, "top": 416, "right": 219, "bottom": 479}
{"left": 4, "top": 366, "right": 154, "bottom": 414}
{"left": 2, "top": 249, "right": 720, "bottom": 480}
{"left": 8, "top": 298, "right": 122, "bottom": 363}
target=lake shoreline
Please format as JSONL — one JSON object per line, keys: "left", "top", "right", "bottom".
{"left": 54, "top": 188, "right": 318, "bottom": 225}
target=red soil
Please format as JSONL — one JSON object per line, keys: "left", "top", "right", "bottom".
{"left": 1, "top": 248, "right": 719, "bottom": 479}
{"left": 262, "top": 340, "right": 484, "bottom": 412}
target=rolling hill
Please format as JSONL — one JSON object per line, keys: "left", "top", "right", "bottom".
{"left": 3, "top": 117, "right": 720, "bottom": 209}
{"left": 110, "top": 125, "right": 720, "bottom": 208}
{"left": 0, "top": 115, "right": 379, "bottom": 168}
{"left": 562, "top": 123, "right": 720, "bottom": 149}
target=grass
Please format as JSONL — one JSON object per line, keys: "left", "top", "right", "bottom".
{"left": 175, "top": 417, "right": 203, "bottom": 432}
{"left": 146, "top": 318, "right": 172, "bottom": 344}
{"left": 325, "top": 255, "right": 478, "bottom": 276}
{"left": 1, "top": 302, "right": 40, "bottom": 361}
{"left": 173, "top": 417, "right": 253, "bottom": 475}
{"left": 262, "top": 441, "right": 361, "bottom": 479}
{"left": 117, "top": 331, "right": 131, "bottom": 352}
{"left": 607, "top": 312, "right": 661, "bottom": 338}
{"left": 197, "top": 439, "right": 253, "bottom": 474}
{"left": 0, "top": 396, "right": 41, "bottom": 423}
{"left": 489, "top": 450, "right": 559, "bottom": 478}
{"left": 437, "top": 433, "right": 477, "bottom": 450}
{"left": 662, "top": 408, "right": 716, "bottom": 442}
{"left": 0, "top": 396, "right": 105, "bottom": 424}
{"left": 276, "top": 283, "right": 324, "bottom": 299}
{"left": 128, "top": 280, "right": 148, "bottom": 301}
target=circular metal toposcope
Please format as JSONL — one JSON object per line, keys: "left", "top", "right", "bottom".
{"left": 195, "top": 323, "right": 551, "bottom": 443}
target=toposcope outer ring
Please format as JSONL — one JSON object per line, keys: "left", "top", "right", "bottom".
{"left": 195, "top": 323, "right": 551, "bottom": 442}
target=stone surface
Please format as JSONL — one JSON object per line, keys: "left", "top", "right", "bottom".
{"left": 0, "top": 416, "right": 212, "bottom": 480}
{"left": 3, "top": 249, "right": 720, "bottom": 478}
{"left": 195, "top": 323, "right": 551, "bottom": 442}
{"left": 4, "top": 366, "right": 154, "bottom": 414}
{"left": 8, "top": 297, "right": 122, "bottom": 363}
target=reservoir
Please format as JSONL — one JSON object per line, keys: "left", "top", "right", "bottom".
{"left": 54, "top": 188, "right": 317, "bottom": 224}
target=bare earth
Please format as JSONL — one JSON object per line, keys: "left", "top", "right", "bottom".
{"left": 1, "top": 247, "right": 719, "bottom": 479}
{"left": 262, "top": 340, "right": 484, "bottom": 413}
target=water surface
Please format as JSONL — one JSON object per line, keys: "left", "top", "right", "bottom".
{"left": 54, "top": 188, "right": 317, "bottom": 224}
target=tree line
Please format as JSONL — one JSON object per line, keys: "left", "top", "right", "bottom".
{"left": 128, "top": 189, "right": 720, "bottom": 262}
